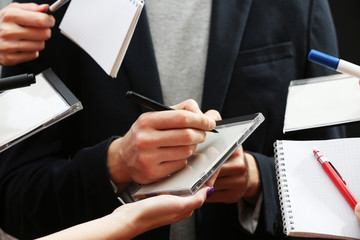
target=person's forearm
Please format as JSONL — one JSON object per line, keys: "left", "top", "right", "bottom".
{"left": 36, "top": 214, "right": 135, "bottom": 240}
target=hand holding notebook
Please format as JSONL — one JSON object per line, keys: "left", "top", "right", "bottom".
{"left": 131, "top": 113, "right": 265, "bottom": 200}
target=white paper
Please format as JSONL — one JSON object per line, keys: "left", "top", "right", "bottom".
{"left": 283, "top": 74, "right": 360, "bottom": 132}
{"left": 59, "top": 0, "right": 144, "bottom": 77}
{"left": 0, "top": 74, "right": 69, "bottom": 149}
{"left": 276, "top": 138, "right": 360, "bottom": 239}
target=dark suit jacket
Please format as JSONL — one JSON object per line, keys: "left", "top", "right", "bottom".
{"left": 0, "top": 0, "right": 345, "bottom": 239}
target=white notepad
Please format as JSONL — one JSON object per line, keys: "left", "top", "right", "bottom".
{"left": 283, "top": 73, "right": 360, "bottom": 133}
{"left": 0, "top": 69, "right": 83, "bottom": 153}
{"left": 59, "top": 0, "right": 144, "bottom": 78}
{"left": 274, "top": 138, "right": 360, "bottom": 239}
{"left": 132, "top": 113, "right": 265, "bottom": 199}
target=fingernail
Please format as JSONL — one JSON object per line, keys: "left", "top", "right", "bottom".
{"left": 206, "top": 187, "right": 214, "bottom": 198}
{"left": 207, "top": 117, "right": 216, "bottom": 128}
{"left": 356, "top": 203, "right": 360, "bottom": 213}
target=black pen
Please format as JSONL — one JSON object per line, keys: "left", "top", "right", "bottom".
{"left": 126, "top": 91, "right": 218, "bottom": 133}
{"left": 44, "top": 0, "right": 70, "bottom": 14}
{"left": 0, "top": 73, "right": 36, "bottom": 91}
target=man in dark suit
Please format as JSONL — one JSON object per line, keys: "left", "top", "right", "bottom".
{"left": 0, "top": 0, "right": 345, "bottom": 239}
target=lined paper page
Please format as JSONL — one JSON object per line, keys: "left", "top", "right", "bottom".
{"left": 278, "top": 138, "right": 360, "bottom": 239}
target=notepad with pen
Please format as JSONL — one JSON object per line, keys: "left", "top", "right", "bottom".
{"left": 131, "top": 113, "right": 265, "bottom": 200}
{"left": 274, "top": 138, "right": 360, "bottom": 239}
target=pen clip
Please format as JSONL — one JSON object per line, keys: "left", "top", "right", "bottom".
{"left": 329, "top": 161, "right": 346, "bottom": 185}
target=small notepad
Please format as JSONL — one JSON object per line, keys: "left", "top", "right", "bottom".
{"left": 132, "top": 113, "right": 265, "bottom": 199}
{"left": 59, "top": 0, "right": 144, "bottom": 78}
{"left": 0, "top": 69, "right": 82, "bottom": 153}
{"left": 274, "top": 138, "right": 360, "bottom": 239}
{"left": 283, "top": 73, "right": 360, "bottom": 133}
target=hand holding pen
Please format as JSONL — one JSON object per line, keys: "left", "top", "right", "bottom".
{"left": 0, "top": 3, "right": 55, "bottom": 65}
{"left": 313, "top": 148, "right": 358, "bottom": 210}
{"left": 126, "top": 91, "right": 218, "bottom": 133}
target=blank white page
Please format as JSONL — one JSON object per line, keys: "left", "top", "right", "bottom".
{"left": 59, "top": 0, "right": 142, "bottom": 77}
{"left": 0, "top": 74, "right": 69, "bottom": 148}
{"left": 283, "top": 74, "right": 360, "bottom": 132}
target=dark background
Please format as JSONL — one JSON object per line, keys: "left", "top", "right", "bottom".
{"left": 329, "top": 0, "right": 360, "bottom": 137}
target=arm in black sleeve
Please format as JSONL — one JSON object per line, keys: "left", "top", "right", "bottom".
{"left": 0, "top": 124, "right": 121, "bottom": 239}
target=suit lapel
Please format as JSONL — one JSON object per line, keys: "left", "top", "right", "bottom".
{"left": 122, "top": 8, "right": 164, "bottom": 104}
{"left": 202, "top": 0, "right": 253, "bottom": 112}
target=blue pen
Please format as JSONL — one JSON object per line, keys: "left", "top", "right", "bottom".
{"left": 308, "top": 49, "right": 360, "bottom": 79}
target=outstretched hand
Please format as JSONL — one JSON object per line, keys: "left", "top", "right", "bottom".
{"left": 37, "top": 185, "right": 215, "bottom": 240}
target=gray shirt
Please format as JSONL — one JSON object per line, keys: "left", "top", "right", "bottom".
{"left": 146, "top": 0, "right": 211, "bottom": 107}
{"left": 146, "top": 1, "right": 211, "bottom": 239}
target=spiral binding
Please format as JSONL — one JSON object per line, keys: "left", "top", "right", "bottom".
{"left": 274, "top": 141, "right": 295, "bottom": 234}
{"left": 130, "top": 0, "right": 145, "bottom": 8}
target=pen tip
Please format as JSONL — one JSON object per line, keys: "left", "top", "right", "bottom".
{"left": 313, "top": 147, "right": 319, "bottom": 155}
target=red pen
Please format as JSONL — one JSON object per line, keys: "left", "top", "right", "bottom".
{"left": 313, "top": 148, "right": 358, "bottom": 210}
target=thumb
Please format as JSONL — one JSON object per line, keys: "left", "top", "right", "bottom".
{"left": 355, "top": 203, "right": 360, "bottom": 222}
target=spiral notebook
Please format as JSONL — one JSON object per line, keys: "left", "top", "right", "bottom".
{"left": 274, "top": 138, "right": 360, "bottom": 239}
{"left": 59, "top": 0, "right": 144, "bottom": 78}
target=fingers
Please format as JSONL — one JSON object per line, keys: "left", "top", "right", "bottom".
{"left": 0, "top": 37, "right": 48, "bottom": 65}
{"left": 1, "top": 3, "right": 55, "bottom": 28}
{"left": 205, "top": 109, "right": 222, "bottom": 121}
{"left": 0, "top": 3, "right": 55, "bottom": 65}
{"left": 133, "top": 126, "right": 206, "bottom": 148}
{"left": 0, "top": 24, "right": 52, "bottom": 41}
{"left": 171, "top": 99, "right": 202, "bottom": 114}
{"left": 216, "top": 148, "right": 246, "bottom": 178}
{"left": 6, "top": 3, "right": 48, "bottom": 12}
{"left": 204, "top": 168, "right": 220, "bottom": 187}
{"left": 181, "top": 186, "right": 211, "bottom": 210}
{"left": 0, "top": 51, "right": 38, "bottom": 66}
{"left": 137, "top": 110, "right": 216, "bottom": 132}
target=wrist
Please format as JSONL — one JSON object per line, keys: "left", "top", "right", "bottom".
{"left": 243, "top": 152, "right": 261, "bottom": 205}
{"left": 107, "top": 137, "right": 132, "bottom": 191}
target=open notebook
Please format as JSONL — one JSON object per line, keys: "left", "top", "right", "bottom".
{"left": 59, "top": 0, "right": 144, "bottom": 78}
{"left": 274, "top": 138, "right": 360, "bottom": 239}
{"left": 0, "top": 69, "right": 82, "bottom": 153}
{"left": 283, "top": 73, "right": 360, "bottom": 133}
